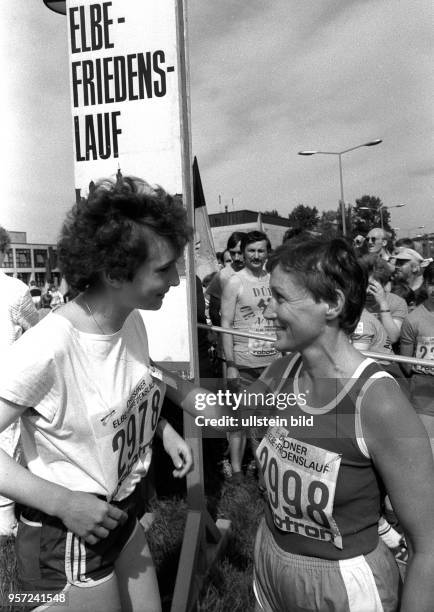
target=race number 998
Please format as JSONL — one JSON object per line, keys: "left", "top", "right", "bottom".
{"left": 259, "top": 446, "right": 331, "bottom": 529}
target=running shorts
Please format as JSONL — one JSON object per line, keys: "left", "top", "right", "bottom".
{"left": 15, "top": 488, "right": 141, "bottom": 593}
{"left": 253, "top": 518, "right": 401, "bottom": 612}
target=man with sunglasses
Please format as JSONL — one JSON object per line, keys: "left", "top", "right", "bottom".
{"left": 366, "top": 227, "right": 393, "bottom": 262}
{"left": 391, "top": 247, "right": 432, "bottom": 308}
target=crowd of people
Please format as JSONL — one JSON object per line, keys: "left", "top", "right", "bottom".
{"left": 0, "top": 182, "right": 433, "bottom": 611}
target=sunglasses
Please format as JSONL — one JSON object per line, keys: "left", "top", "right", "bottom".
{"left": 366, "top": 237, "right": 382, "bottom": 243}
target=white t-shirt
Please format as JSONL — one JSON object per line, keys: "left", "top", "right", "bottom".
{"left": 0, "top": 310, "right": 165, "bottom": 501}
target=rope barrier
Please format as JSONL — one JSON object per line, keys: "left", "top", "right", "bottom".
{"left": 197, "top": 323, "right": 434, "bottom": 370}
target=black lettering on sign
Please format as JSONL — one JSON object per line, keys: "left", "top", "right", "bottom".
{"left": 69, "top": 2, "right": 114, "bottom": 54}
{"left": 71, "top": 53, "right": 176, "bottom": 107}
{"left": 74, "top": 111, "right": 122, "bottom": 161}
{"left": 152, "top": 51, "right": 167, "bottom": 97}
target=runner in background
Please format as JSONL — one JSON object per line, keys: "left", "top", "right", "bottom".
{"left": 206, "top": 231, "right": 246, "bottom": 328}
{"left": 0, "top": 177, "right": 193, "bottom": 611}
{"left": 221, "top": 231, "right": 278, "bottom": 483}
{"left": 164, "top": 237, "right": 434, "bottom": 611}
{"left": 400, "top": 261, "right": 434, "bottom": 455}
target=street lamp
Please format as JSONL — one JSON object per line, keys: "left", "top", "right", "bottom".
{"left": 298, "top": 139, "right": 382, "bottom": 236}
{"left": 42, "top": 1, "right": 66, "bottom": 14}
{"left": 378, "top": 204, "right": 406, "bottom": 229}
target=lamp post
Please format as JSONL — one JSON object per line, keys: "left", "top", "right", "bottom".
{"left": 379, "top": 204, "right": 406, "bottom": 229}
{"left": 359, "top": 203, "right": 405, "bottom": 230}
{"left": 298, "top": 139, "right": 382, "bottom": 237}
{"left": 42, "top": 1, "right": 66, "bottom": 14}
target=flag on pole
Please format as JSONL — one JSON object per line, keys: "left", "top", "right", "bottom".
{"left": 193, "top": 157, "right": 218, "bottom": 281}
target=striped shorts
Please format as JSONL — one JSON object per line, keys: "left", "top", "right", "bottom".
{"left": 253, "top": 518, "right": 400, "bottom": 612}
{"left": 15, "top": 490, "right": 139, "bottom": 593}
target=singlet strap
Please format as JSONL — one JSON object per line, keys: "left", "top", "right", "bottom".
{"left": 355, "top": 370, "right": 399, "bottom": 458}
{"left": 274, "top": 353, "right": 302, "bottom": 395}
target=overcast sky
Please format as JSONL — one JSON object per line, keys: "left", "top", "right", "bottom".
{"left": 1, "top": 0, "right": 432, "bottom": 243}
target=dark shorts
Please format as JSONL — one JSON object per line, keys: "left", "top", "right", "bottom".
{"left": 15, "top": 489, "right": 140, "bottom": 592}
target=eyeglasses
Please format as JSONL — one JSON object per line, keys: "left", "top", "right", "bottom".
{"left": 366, "top": 237, "right": 382, "bottom": 243}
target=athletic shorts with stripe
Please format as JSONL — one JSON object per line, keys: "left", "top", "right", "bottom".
{"left": 253, "top": 518, "right": 401, "bottom": 612}
{"left": 15, "top": 488, "right": 140, "bottom": 593}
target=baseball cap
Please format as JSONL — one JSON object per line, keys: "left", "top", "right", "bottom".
{"left": 393, "top": 247, "right": 424, "bottom": 263}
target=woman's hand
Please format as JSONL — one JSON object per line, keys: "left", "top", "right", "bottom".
{"left": 59, "top": 491, "right": 127, "bottom": 545}
{"left": 160, "top": 421, "right": 193, "bottom": 478}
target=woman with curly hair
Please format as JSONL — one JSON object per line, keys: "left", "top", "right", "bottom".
{"left": 0, "top": 177, "right": 193, "bottom": 611}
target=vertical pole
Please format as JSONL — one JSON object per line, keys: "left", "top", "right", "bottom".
{"left": 338, "top": 154, "right": 347, "bottom": 237}
{"left": 380, "top": 207, "right": 384, "bottom": 229}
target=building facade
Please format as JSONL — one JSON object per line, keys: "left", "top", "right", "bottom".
{"left": 1, "top": 231, "right": 59, "bottom": 286}
{"left": 209, "top": 210, "right": 292, "bottom": 252}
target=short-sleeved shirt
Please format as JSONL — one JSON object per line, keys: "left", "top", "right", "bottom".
{"left": 0, "top": 272, "right": 38, "bottom": 349}
{"left": 365, "top": 291, "right": 408, "bottom": 351}
{"left": 0, "top": 310, "right": 164, "bottom": 501}
{"left": 351, "top": 309, "right": 391, "bottom": 354}
{"left": 400, "top": 304, "right": 434, "bottom": 414}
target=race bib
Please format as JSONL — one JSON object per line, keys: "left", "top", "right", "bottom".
{"left": 90, "top": 375, "right": 163, "bottom": 501}
{"left": 257, "top": 426, "right": 343, "bottom": 549}
{"left": 248, "top": 323, "right": 277, "bottom": 357}
{"left": 414, "top": 336, "right": 434, "bottom": 375}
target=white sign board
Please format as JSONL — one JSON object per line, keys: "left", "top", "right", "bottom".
{"left": 66, "top": 0, "right": 192, "bottom": 373}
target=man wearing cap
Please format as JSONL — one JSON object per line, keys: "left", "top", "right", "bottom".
{"left": 365, "top": 227, "right": 393, "bottom": 261}
{"left": 392, "top": 247, "right": 431, "bottom": 307}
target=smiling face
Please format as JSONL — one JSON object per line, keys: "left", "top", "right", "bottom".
{"left": 393, "top": 258, "right": 418, "bottom": 283}
{"left": 119, "top": 230, "right": 180, "bottom": 311}
{"left": 366, "top": 229, "right": 386, "bottom": 254}
{"left": 243, "top": 240, "right": 269, "bottom": 273}
{"left": 265, "top": 265, "right": 328, "bottom": 353}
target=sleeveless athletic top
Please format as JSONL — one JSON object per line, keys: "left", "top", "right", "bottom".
{"left": 257, "top": 355, "right": 394, "bottom": 560}
{"left": 232, "top": 269, "right": 277, "bottom": 368}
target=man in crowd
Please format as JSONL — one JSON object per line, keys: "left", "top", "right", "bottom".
{"left": 0, "top": 226, "right": 38, "bottom": 535}
{"left": 366, "top": 227, "right": 393, "bottom": 262}
{"left": 221, "top": 230, "right": 278, "bottom": 482}
{"left": 392, "top": 247, "right": 431, "bottom": 307}
{"left": 207, "top": 231, "right": 246, "bottom": 327}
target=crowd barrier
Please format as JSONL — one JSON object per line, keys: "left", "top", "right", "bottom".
{"left": 197, "top": 323, "right": 434, "bottom": 370}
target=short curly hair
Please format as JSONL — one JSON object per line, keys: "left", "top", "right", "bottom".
{"left": 0, "top": 226, "right": 11, "bottom": 253}
{"left": 266, "top": 238, "right": 367, "bottom": 335}
{"left": 58, "top": 176, "right": 192, "bottom": 291}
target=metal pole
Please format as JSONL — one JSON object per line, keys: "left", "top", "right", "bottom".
{"left": 338, "top": 154, "right": 347, "bottom": 237}
{"left": 197, "top": 323, "right": 434, "bottom": 369}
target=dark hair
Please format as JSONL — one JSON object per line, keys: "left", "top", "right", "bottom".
{"left": 0, "top": 226, "right": 10, "bottom": 253}
{"left": 40, "top": 293, "right": 52, "bottom": 309}
{"left": 423, "top": 261, "right": 434, "bottom": 284}
{"left": 58, "top": 176, "right": 192, "bottom": 291}
{"left": 266, "top": 238, "right": 367, "bottom": 334}
{"left": 226, "top": 232, "right": 247, "bottom": 250}
{"left": 240, "top": 231, "right": 272, "bottom": 253}
{"left": 282, "top": 228, "right": 316, "bottom": 244}
{"left": 358, "top": 255, "right": 393, "bottom": 287}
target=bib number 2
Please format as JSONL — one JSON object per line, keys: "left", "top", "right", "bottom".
{"left": 112, "top": 389, "right": 160, "bottom": 480}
